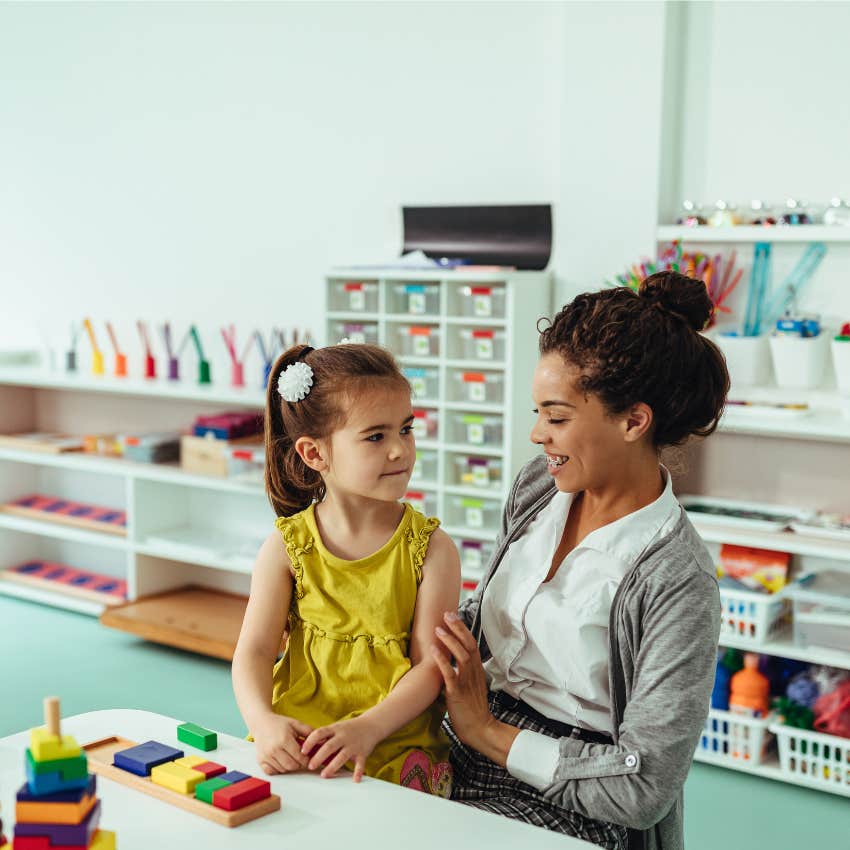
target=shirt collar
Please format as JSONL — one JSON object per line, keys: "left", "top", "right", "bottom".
{"left": 558, "top": 466, "right": 678, "bottom": 567}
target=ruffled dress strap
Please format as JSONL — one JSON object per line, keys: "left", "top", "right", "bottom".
{"left": 404, "top": 508, "right": 440, "bottom": 584}
{"left": 274, "top": 510, "right": 315, "bottom": 600}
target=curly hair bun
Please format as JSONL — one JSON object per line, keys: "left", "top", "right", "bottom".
{"left": 638, "top": 271, "right": 713, "bottom": 331}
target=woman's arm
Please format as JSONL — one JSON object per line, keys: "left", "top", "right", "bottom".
{"left": 232, "top": 530, "right": 312, "bottom": 774}
{"left": 302, "top": 528, "right": 461, "bottom": 779}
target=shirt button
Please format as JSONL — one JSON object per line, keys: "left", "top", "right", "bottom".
{"left": 625, "top": 755, "right": 637, "bottom": 768}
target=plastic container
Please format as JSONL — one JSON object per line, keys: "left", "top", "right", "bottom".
{"left": 699, "top": 709, "right": 773, "bottom": 765}
{"left": 459, "top": 538, "right": 495, "bottom": 577}
{"left": 450, "top": 370, "right": 505, "bottom": 404}
{"left": 786, "top": 570, "right": 850, "bottom": 653}
{"left": 718, "top": 585, "right": 790, "bottom": 646}
{"left": 713, "top": 333, "right": 772, "bottom": 387}
{"left": 769, "top": 722, "right": 850, "bottom": 795}
{"left": 450, "top": 412, "right": 503, "bottom": 446}
{"left": 452, "top": 454, "right": 503, "bottom": 489}
{"left": 405, "top": 490, "right": 438, "bottom": 517}
{"left": 451, "top": 496, "right": 501, "bottom": 531}
{"left": 769, "top": 334, "right": 829, "bottom": 389}
{"left": 392, "top": 283, "right": 440, "bottom": 316}
{"left": 729, "top": 652, "right": 770, "bottom": 717}
{"left": 329, "top": 281, "right": 378, "bottom": 313}
{"left": 832, "top": 337, "right": 850, "bottom": 393}
{"left": 403, "top": 366, "right": 439, "bottom": 400}
{"left": 458, "top": 328, "right": 506, "bottom": 361}
{"left": 822, "top": 198, "right": 850, "bottom": 226}
{"left": 397, "top": 325, "right": 440, "bottom": 358}
{"left": 331, "top": 321, "right": 379, "bottom": 346}
{"left": 227, "top": 445, "right": 265, "bottom": 484}
{"left": 411, "top": 449, "right": 438, "bottom": 484}
{"left": 457, "top": 285, "right": 506, "bottom": 319}
{"left": 412, "top": 408, "right": 439, "bottom": 441}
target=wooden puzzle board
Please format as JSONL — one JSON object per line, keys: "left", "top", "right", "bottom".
{"left": 1, "top": 500, "right": 127, "bottom": 536}
{"left": 82, "top": 736, "right": 281, "bottom": 827}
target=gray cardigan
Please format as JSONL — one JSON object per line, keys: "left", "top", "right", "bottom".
{"left": 459, "top": 456, "right": 721, "bottom": 850}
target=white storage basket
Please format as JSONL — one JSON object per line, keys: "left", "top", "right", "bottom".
{"left": 769, "top": 723, "right": 850, "bottom": 796}
{"left": 718, "top": 586, "right": 790, "bottom": 645}
{"left": 698, "top": 709, "right": 773, "bottom": 765}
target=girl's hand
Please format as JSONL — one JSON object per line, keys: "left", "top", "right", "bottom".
{"left": 432, "top": 611, "right": 517, "bottom": 764}
{"left": 300, "top": 717, "right": 381, "bottom": 781}
{"left": 252, "top": 713, "right": 314, "bottom": 775}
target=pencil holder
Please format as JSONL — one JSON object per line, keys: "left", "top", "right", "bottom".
{"left": 769, "top": 334, "right": 828, "bottom": 390}
{"left": 832, "top": 338, "right": 850, "bottom": 394}
{"left": 714, "top": 333, "right": 772, "bottom": 388}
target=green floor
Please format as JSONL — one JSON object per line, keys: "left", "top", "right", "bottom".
{"left": 1, "top": 596, "right": 846, "bottom": 847}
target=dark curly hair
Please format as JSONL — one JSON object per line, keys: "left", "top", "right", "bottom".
{"left": 538, "top": 271, "right": 730, "bottom": 448}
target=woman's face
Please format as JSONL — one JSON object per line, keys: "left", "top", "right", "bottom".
{"left": 529, "top": 352, "right": 634, "bottom": 493}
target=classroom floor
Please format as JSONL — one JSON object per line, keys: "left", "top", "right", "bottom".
{"left": 1, "top": 595, "right": 846, "bottom": 848}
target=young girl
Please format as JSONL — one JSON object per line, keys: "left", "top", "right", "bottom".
{"left": 232, "top": 342, "right": 460, "bottom": 795}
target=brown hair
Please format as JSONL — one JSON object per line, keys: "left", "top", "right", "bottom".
{"left": 538, "top": 271, "right": 730, "bottom": 448}
{"left": 264, "top": 343, "right": 410, "bottom": 517}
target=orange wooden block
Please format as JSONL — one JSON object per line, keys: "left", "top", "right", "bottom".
{"left": 212, "top": 777, "right": 270, "bottom": 811}
{"left": 16, "top": 793, "right": 97, "bottom": 825}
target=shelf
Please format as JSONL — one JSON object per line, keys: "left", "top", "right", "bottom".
{"left": 444, "top": 317, "right": 507, "bottom": 327}
{"left": 0, "top": 368, "right": 266, "bottom": 407}
{"left": 383, "top": 314, "right": 441, "bottom": 324}
{"left": 135, "top": 543, "right": 254, "bottom": 575}
{"left": 720, "top": 628, "right": 850, "bottom": 671}
{"left": 99, "top": 585, "right": 249, "bottom": 660}
{"left": 442, "top": 443, "right": 504, "bottom": 457}
{"left": 0, "top": 447, "right": 264, "bottom": 495}
{"left": 443, "top": 401, "right": 505, "bottom": 414}
{"left": 444, "top": 358, "right": 506, "bottom": 370}
{"left": 329, "top": 268, "right": 514, "bottom": 283}
{"left": 692, "top": 519, "right": 850, "bottom": 561}
{"left": 657, "top": 225, "right": 850, "bottom": 244}
{"left": 398, "top": 356, "right": 440, "bottom": 367}
{"left": 444, "top": 485, "right": 506, "bottom": 499}
{"left": 0, "top": 578, "right": 105, "bottom": 616}
{"left": 718, "top": 408, "right": 850, "bottom": 443}
{"left": 442, "top": 525, "right": 499, "bottom": 542}
{"left": 0, "top": 512, "right": 129, "bottom": 550}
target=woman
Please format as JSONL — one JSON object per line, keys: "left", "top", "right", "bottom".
{"left": 431, "top": 272, "right": 728, "bottom": 850}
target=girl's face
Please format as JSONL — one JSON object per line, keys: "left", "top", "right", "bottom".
{"left": 529, "top": 353, "right": 641, "bottom": 493}
{"left": 322, "top": 385, "right": 416, "bottom": 503}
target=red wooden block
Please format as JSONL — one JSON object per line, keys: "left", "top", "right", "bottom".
{"left": 193, "top": 761, "right": 226, "bottom": 779}
{"left": 212, "top": 777, "right": 271, "bottom": 811}
{"left": 12, "top": 836, "right": 86, "bottom": 850}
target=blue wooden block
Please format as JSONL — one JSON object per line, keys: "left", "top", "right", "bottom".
{"left": 24, "top": 762, "right": 90, "bottom": 796}
{"left": 218, "top": 770, "right": 250, "bottom": 784}
{"left": 17, "top": 775, "right": 96, "bottom": 802}
{"left": 113, "top": 740, "right": 183, "bottom": 776}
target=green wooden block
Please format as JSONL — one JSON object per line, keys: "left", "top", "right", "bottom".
{"left": 177, "top": 722, "right": 217, "bottom": 752}
{"left": 195, "top": 777, "right": 231, "bottom": 804}
{"left": 26, "top": 748, "right": 88, "bottom": 779}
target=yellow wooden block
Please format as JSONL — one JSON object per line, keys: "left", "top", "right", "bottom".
{"left": 150, "top": 761, "right": 205, "bottom": 795}
{"left": 174, "top": 755, "right": 206, "bottom": 769}
{"left": 90, "top": 829, "right": 117, "bottom": 850}
{"left": 30, "top": 727, "right": 81, "bottom": 762}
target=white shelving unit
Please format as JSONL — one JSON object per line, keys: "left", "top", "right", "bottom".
{"left": 657, "top": 226, "right": 850, "bottom": 796}
{"left": 326, "top": 268, "right": 552, "bottom": 593}
{"left": 0, "top": 370, "right": 268, "bottom": 656}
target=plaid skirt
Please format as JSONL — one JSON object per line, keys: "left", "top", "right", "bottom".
{"left": 443, "top": 693, "right": 627, "bottom": 850}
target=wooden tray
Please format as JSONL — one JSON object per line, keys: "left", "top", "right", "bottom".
{"left": 1, "top": 496, "right": 127, "bottom": 537}
{"left": 82, "top": 735, "right": 281, "bottom": 827}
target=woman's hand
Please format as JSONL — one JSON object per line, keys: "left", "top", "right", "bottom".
{"left": 252, "top": 713, "right": 314, "bottom": 775}
{"left": 300, "top": 716, "right": 381, "bottom": 781}
{"left": 431, "top": 611, "right": 520, "bottom": 766}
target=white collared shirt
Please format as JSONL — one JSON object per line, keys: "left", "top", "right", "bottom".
{"left": 481, "top": 467, "right": 679, "bottom": 790}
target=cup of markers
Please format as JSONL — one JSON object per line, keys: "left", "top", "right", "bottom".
{"left": 769, "top": 314, "right": 829, "bottom": 390}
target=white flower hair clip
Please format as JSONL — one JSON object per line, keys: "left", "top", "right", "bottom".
{"left": 278, "top": 361, "right": 314, "bottom": 402}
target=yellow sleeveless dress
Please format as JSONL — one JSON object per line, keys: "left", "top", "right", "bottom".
{"left": 271, "top": 502, "right": 452, "bottom": 796}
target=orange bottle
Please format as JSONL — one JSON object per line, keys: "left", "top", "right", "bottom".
{"left": 729, "top": 652, "right": 769, "bottom": 717}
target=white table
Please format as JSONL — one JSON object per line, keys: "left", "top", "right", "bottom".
{"left": 0, "top": 709, "right": 594, "bottom": 849}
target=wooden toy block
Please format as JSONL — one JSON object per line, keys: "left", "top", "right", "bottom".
{"left": 14, "top": 800, "right": 100, "bottom": 846}
{"left": 173, "top": 755, "right": 206, "bottom": 769}
{"left": 90, "top": 830, "right": 117, "bottom": 850}
{"left": 192, "top": 761, "right": 226, "bottom": 779}
{"left": 16, "top": 776, "right": 97, "bottom": 803}
{"left": 177, "top": 722, "right": 217, "bottom": 751}
{"left": 195, "top": 777, "right": 232, "bottom": 804}
{"left": 24, "top": 765, "right": 90, "bottom": 797}
{"left": 217, "top": 770, "right": 249, "bottom": 784}
{"left": 113, "top": 740, "right": 183, "bottom": 776}
{"left": 16, "top": 792, "right": 97, "bottom": 825}
{"left": 212, "top": 777, "right": 271, "bottom": 811}
{"left": 29, "top": 728, "right": 82, "bottom": 763}
{"left": 26, "top": 749, "right": 88, "bottom": 779}
{"left": 83, "top": 736, "right": 280, "bottom": 827}
{"left": 150, "top": 762, "right": 206, "bottom": 795}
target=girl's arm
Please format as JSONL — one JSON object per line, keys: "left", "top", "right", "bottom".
{"left": 302, "top": 528, "right": 461, "bottom": 779}
{"left": 232, "top": 530, "right": 312, "bottom": 774}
